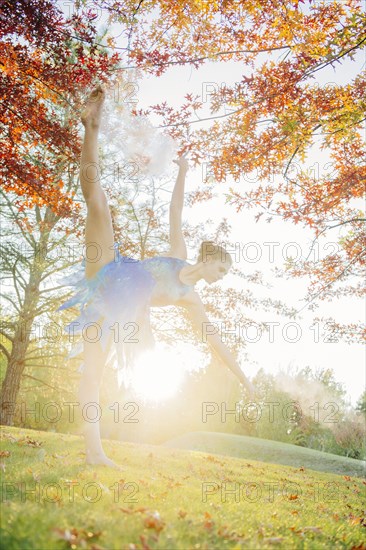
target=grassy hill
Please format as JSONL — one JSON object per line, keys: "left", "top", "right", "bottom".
{"left": 1, "top": 426, "right": 365, "bottom": 549}
{"left": 163, "top": 431, "right": 366, "bottom": 478}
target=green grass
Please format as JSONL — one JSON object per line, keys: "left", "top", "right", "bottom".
{"left": 163, "top": 431, "right": 366, "bottom": 478}
{"left": 1, "top": 426, "right": 365, "bottom": 550}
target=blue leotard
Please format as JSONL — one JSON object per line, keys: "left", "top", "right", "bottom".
{"left": 57, "top": 250, "right": 194, "bottom": 387}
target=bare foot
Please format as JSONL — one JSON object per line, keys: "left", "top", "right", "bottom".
{"left": 85, "top": 450, "right": 124, "bottom": 470}
{"left": 81, "top": 85, "right": 105, "bottom": 129}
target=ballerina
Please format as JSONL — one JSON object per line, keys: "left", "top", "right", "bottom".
{"left": 59, "top": 85, "right": 254, "bottom": 468}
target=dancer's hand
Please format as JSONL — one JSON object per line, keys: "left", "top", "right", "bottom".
{"left": 173, "top": 155, "right": 189, "bottom": 172}
{"left": 81, "top": 85, "right": 105, "bottom": 128}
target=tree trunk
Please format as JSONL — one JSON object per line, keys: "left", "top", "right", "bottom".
{"left": 0, "top": 306, "right": 38, "bottom": 425}
{"left": 0, "top": 213, "right": 53, "bottom": 425}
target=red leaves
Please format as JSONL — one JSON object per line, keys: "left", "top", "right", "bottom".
{"left": 143, "top": 510, "right": 165, "bottom": 532}
{"left": 119, "top": 507, "right": 166, "bottom": 535}
{"left": 203, "top": 511, "right": 215, "bottom": 531}
{"left": 0, "top": 2, "right": 119, "bottom": 215}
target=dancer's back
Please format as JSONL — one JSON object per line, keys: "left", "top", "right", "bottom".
{"left": 142, "top": 255, "right": 194, "bottom": 306}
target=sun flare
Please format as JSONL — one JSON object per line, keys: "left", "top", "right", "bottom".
{"left": 127, "top": 343, "right": 206, "bottom": 403}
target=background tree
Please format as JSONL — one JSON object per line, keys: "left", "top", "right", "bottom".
{"left": 355, "top": 390, "right": 366, "bottom": 417}
{"left": 0, "top": 179, "right": 84, "bottom": 425}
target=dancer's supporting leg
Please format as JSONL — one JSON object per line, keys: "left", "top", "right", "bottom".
{"left": 78, "top": 86, "right": 120, "bottom": 468}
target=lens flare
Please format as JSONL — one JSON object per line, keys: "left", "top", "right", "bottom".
{"left": 127, "top": 343, "right": 206, "bottom": 402}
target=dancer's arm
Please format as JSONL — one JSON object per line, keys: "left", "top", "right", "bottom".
{"left": 184, "top": 295, "right": 254, "bottom": 396}
{"left": 166, "top": 156, "right": 189, "bottom": 260}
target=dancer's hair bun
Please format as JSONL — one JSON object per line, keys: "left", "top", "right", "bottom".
{"left": 197, "top": 241, "right": 232, "bottom": 263}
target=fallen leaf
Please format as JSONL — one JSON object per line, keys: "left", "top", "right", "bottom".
{"left": 0, "top": 451, "right": 10, "bottom": 458}
{"left": 22, "top": 437, "right": 43, "bottom": 447}
{"left": 349, "top": 515, "right": 365, "bottom": 526}
{"left": 120, "top": 507, "right": 148, "bottom": 515}
{"left": 119, "top": 508, "right": 135, "bottom": 515}
{"left": 167, "top": 480, "right": 183, "bottom": 488}
{"left": 203, "top": 512, "right": 214, "bottom": 530}
{"left": 143, "top": 511, "right": 165, "bottom": 532}
{"left": 302, "top": 526, "right": 322, "bottom": 533}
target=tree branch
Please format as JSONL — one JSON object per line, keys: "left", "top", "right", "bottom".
{"left": 297, "top": 249, "right": 366, "bottom": 314}
{"left": 21, "top": 373, "right": 74, "bottom": 394}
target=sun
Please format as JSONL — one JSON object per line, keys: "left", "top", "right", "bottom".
{"left": 127, "top": 342, "right": 206, "bottom": 403}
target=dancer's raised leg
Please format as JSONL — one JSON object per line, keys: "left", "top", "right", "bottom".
{"left": 80, "top": 85, "right": 114, "bottom": 279}
{"left": 78, "top": 86, "right": 121, "bottom": 469}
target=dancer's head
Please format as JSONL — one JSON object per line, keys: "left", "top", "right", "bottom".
{"left": 196, "top": 241, "right": 233, "bottom": 284}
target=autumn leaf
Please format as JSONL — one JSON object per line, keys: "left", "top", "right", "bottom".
{"left": 0, "top": 451, "right": 10, "bottom": 458}
{"left": 203, "top": 511, "right": 215, "bottom": 530}
{"left": 348, "top": 514, "right": 366, "bottom": 526}
{"left": 119, "top": 507, "right": 148, "bottom": 515}
{"left": 143, "top": 511, "right": 165, "bottom": 532}
{"left": 19, "top": 437, "right": 43, "bottom": 447}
